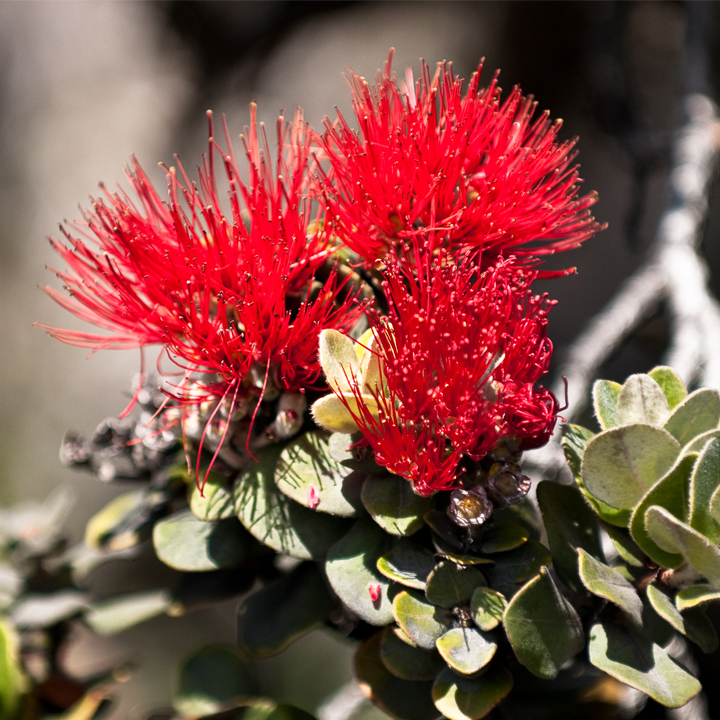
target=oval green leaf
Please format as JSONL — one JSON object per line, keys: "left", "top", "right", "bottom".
{"left": 479, "top": 524, "right": 528, "bottom": 554}
{"left": 588, "top": 622, "right": 701, "bottom": 707}
{"left": 436, "top": 627, "right": 496, "bottom": 676}
{"left": 645, "top": 506, "right": 720, "bottom": 586}
{"left": 663, "top": 388, "right": 720, "bottom": 448}
{"left": 593, "top": 380, "right": 622, "bottom": 430}
{"left": 578, "top": 549, "right": 643, "bottom": 626}
{"left": 189, "top": 472, "right": 235, "bottom": 521}
{"left": 425, "top": 562, "right": 487, "bottom": 609}
{"left": 362, "top": 474, "right": 433, "bottom": 536}
{"left": 646, "top": 583, "right": 718, "bottom": 653}
{"left": 275, "top": 431, "right": 364, "bottom": 516}
{"left": 0, "top": 618, "right": 28, "bottom": 720}
{"left": 617, "top": 375, "right": 670, "bottom": 426}
{"left": 629, "top": 454, "right": 694, "bottom": 568}
{"left": 581, "top": 424, "right": 680, "bottom": 510}
{"left": 432, "top": 665, "right": 513, "bottom": 720}
{"left": 648, "top": 366, "right": 687, "bottom": 409}
{"left": 537, "top": 481, "right": 604, "bottom": 593}
{"left": 676, "top": 584, "right": 720, "bottom": 611}
{"left": 84, "top": 589, "right": 171, "bottom": 635}
{"left": 503, "top": 568, "right": 584, "bottom": 680}
{"left": 393, "top": 590, "right": 451, "bottom": 650}
{"left": 153, "top": 510, "right": 249, "bottom": 572}
{"left": 380, "top": 627, "right": 445, "bottom": 681}
{"left": 234, "top": 445, "right": 348, "bottom": 560}
{"left": 688, "top": 438, "right": 720, "bottom": 543}
{"left": 237, "top": 563, "right": 335, "bottom": 657}
{"left": 325, "top": 517, "right": 394, "bottom": 625}
{"left": 173, "top": 645, "right": 255, "bottom": 717}
{"left": 355, "top": 633, "right": 440, "bottom": 720}
{"left": 470, "top": 587, "right": 507, "bottom": 632}
{"left": 377, "top": 542, "right": 437, "bottom": 590}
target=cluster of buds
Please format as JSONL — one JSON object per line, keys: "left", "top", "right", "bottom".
{"left": 42, "top": 52, "right": 601, "bottom": 515}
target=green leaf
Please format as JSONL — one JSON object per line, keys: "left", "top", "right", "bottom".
{"left": 355, "top": 633, "right": 440, "bottom": 720}
{"left": 361, "top": 475, "right": 433, "bottom": 536}
{"left": 377, "top": 542, "right": 437, "bottom": 590}
{"left": 688, "top": 438, "right": 720, "bottom": 543}
{"left": 275, "top": 431, "right": 364, "bottom": 516}
{"left": 172, "top": 568, "right": 255, "bottom": 613}
{"left": 640, "top": 588, "right": 675, "bottom": 647}
{"left": 470, "top": 587, "right": 507, "bottom": 632}
{"left": 493, "top": 499, "right": 541, "bottom": 540}
{"left": 581, "top": 424, "right": 680, "bottom": 510}
{"left": 577, "top": 549, "right": 643, "bottom": 626}
{"left": 629, "top": 454, "right": 694, "bottom": 568}
{"left": 604, "top": 524, "right": 645, "bottom": 567}
{"left": 393, "top": 590, "right": 451, "bottom": 650}
{"left": 318, "top": 329, "right": 360, "bottom": 393}
{"left": 84, "top": 489, "right": 167, "bottom": 551}
{"left": 237, "top": 563, "right": 335, "bottom": 657}
{"left": 325, "top": 517, "right": 394, "bottom": 625}
{"left": 646, "top": 584, "right": 718, "bottom": 653}
{"left": 234, "top": 446, "right": 348, "bottom": 560}
{"left": 588, "top": 622, "right": 701, "bottom": 707}
{"left": 562, "top": 424, "right": 596, "bottom": 477}
{"left": 153, "top": 510, "right": 249, "bottom": 572}
{"left": 242, "top": 701, "right": 318, "bottom": 720}
{"left": 436, "top": 627, "right": 497, "bottom": 676}
{"left": 503, "top": 568, "right": 584, "bottom": 679}
{"left": 432, "top": 536, "right": 493, "bottom": 567}
{"left": 486, "top": 540, "right": 552, "bottom": 595}
{"left": 173, "top": 645, "right": 255, "bottom": 717}
{"left": 663, "top": 388, "right": 720, "bottom": 448}
{"left": 685, "top": 428, "right": 720, "bottom": 454}
{"left": 645, "top": 506, "right": 720, "bottom": 586}
{"left": 676, "top": 584, "right": 720, "bottom": 611}
{"left": 189, "top": 472, "right": 236, "bottom": 521}
{"left": 593, "top": 380, "right": 622, "bottom": 430}
{"left": 10, "top": 590, "right": 87, "bottom": 629}
{"left": 617, "top": 374, "right": 670, "bottom": 426}
{"left": 479, "top": 524, "right": 528, "bottom": 554}
{"left": 328, "top": 432, "right": 386, "bottom": 475}
{"left": 84, "top": 589, "right": 171, "bottom": 635}
{"left": 425, "top": 561, "right": 487, "bottom": 609}
{"left": 380, "top": 627, "right": 445, "bottom": 681}
{"left": 432, "top": 666, "right": 513, "bottom": 720}
{"left": 0, "top": 617, "right": 28, "bottom": 720}
{"left": 537, "top": 481, "right": 603, "bottom": 593}
{"left": 648, "top": 366, "right": 687, "bottom": 409}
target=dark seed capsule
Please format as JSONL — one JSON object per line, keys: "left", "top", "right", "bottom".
{"left": 448, "top": 486, "right": 493, "bottom": 527}
{"left": 487, "top": 464, "right": 531, "bottom": 506}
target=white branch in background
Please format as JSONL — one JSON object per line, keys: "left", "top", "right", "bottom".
{"left": 317, "top": 680, "right": 367, "bottom": 720}
{"left": 528, "top": 94, "right": 720, "bottom": 475}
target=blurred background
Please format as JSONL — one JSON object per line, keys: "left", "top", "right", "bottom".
{"left": 1, "top": 1, "right": 720, "bottom": 717}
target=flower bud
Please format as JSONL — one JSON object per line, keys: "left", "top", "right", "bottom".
{"left": 487, "top": 463, "right": 531, "bottom": 505}
{"left": 447, "top": 486, "right": 493, "bottom": 527}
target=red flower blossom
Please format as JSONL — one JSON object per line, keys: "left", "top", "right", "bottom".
{"left": 41, "top": 107, "right": 363, "bottom": 404}
{"left": 322, "top": 255, "right": 557, "bottom": 496}
{"left": 317, "top": 51, "right": 603, "bottom": 274}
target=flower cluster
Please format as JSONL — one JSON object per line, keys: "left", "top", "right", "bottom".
{"left": 42, "top": 108, "right": 362, "bottom": 412}
{"left": 313, "top": 256, "right": 556, "bottom": 495}
{"left": 317, "top": 52, "right": 603, "bottom": 275}
{"left": 43, "top": 54, "right": 601, "bottom": 500}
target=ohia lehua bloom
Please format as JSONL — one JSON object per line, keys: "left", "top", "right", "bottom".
{"left": 317, "top": 51, "right": 604, "bottom": 274}
{"left": 311, "top": 256, "right": 557, "bottom": 496}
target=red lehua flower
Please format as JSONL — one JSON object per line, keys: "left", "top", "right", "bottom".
{"left": 317, "top": 51, "right": 603, "bottom": 275}
{"left": 41, "top": 107, "right": 364, "bottom": 405}
{"left": 331, "top": 254, "right": 557, "bottom": 496}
